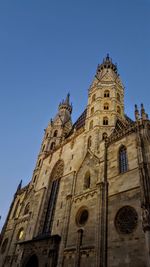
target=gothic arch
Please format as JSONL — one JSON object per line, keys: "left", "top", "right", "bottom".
{"left": 50, "top": 159, "right": 64, "bottom": 181}
{"left": 43, "top": 160, "right": 64, "bottom": 234}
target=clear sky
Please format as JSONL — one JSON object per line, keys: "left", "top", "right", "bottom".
{"left": 0, "top": 0, "right": 150, "bottom": 230}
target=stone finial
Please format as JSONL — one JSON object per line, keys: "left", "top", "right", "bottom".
{"left": 17, "top": 179, "right": 22, "bottom": 192}
{"left": 134, "top": 104, "right": 140, "bottom": 121}
{"left": 141, "top": 103, "right": 147, "bottom": 120}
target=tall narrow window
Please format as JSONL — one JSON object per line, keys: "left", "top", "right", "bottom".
{"left": 103, "top": 117, "right": 108, "bottom": 125}
{"left": 42, "top": 144, "right": 45, "bottom": 152}
{"left": 117, "top": 93, "right": 120, "bottom": 102}
{"left": 117, "top": 106, "right": 121, "bottom": 114}
{"left": 84, "top": 171, "right": 91, "bottom": 189}
{"left": 87, "top": 136, "right": 92, "bottom": 148}
{"left": 91, "top": 107, "right": 94, "bottom": 115}
{"left": 92, "top": 94, "right": 96, "bottom": 102}
{"left": 53, "top": 130, "right": 58, "bottom": 137}
{"left": 119, "top": 146, "right": 128, "bottom": 173}
{"left": 50, "top": 142, "right": 55, "bottom": 150}
{"left": 38, "top": 159, "right": 41, "bottom": 167}
{"left": 89, "top": 120, "right": 93, "bottom": 130}
{"left": 102, "top": 132, "right": 108, "bottom": 140}
{"left": 24, "top": 203, "right": 30, "bottom": 215}
{"left": 12, "top": 200, "right": 20, "bottom": 219}
{"left": 43, "top": 160, "right": 64, "bottom": 234}
{"left": 17, "top": 228, "right": 24, "bottom": 240}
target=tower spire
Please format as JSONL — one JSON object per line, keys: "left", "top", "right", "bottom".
{"left": 59, "top": 92, "right": 72, "bottom": 113}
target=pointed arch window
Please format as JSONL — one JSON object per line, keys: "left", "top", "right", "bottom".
{"left": 38, "top": 159, "right": 42, "bottom": 167}
{"left": 87, "top": 136, "right": 92, "bottom": 148}
{"left": 92, "top": 94, "right": 96, "bottom": 103}
{"left": 103, "top": 117, "right": 108, "bottom": 125}
{"left": 89, "top": 120, "right": 93, "bottom": 130}
{"left": 104, "top": 103, "right": 109, "bottom": 110}
{"left": 104, "top": 90, "right": 110, "bottom": 98}
{"left": 53, "top": 130, "right": 58, "bottom": 137}
{"left": 91, "top": 107, "right": 94, "bottom": 115}
{"left": 17, "top": 228, "right": 24, "bottom": 240}
{"left": 24, "top": 203, "right": 30, "bottom": 215}
{"left": 119, "top": 146, "right": 128, "bottom": 173}
{"left": 84, "top": 171, "right": 91, "bottom": 189}
{"left": 102, "top": 132, "right": 108, "bottom": 140}
{"left": 50, "top": 142, "right": 55, "bottom": 150}
{"left": 117, "top": 93, "right": 121, "bottom": 102}
{"left": 117, "top": 106, "right": 121, "bottom": 114}
{"left": 43, "top": 160, "right": 64, "bottom": 234}
{"left": 42, "top": 144, "right": 45, "bottom": 152}
{"left": 12, "top": 199, "right": 20, "bottom": 219}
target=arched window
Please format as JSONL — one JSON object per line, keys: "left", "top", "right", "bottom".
{"left": 117, "top": 92, "right": 120, "bottom": 101}
{"left": 91, "top": 107, "right": 94, "bottom": 115}
{"left": 87, "top": 136, "right": 92, "bottom": 148}
{"left": 84, "top": 171, "right": 91, "bottom": 189}
{"left": 119, "top": 146, "right": 128, "bottom": 173}
{"left": 117, "top": 106, "right": 121, "bottom": 114}
{"left": 89, "top": 120, "right": 93, "bottom": 130}
{"left": 53, "top": 130, "right": 58, "bottom": 137}
{"left": 50, "top": 142, "right": 55, "bottom": 150}
{"left": 103, "top": 117, "right": 108, "bottom": 125}
{"left": 92, "top": 94, "right": 96, "bottom": 102}
{"left": 43, "top": 160, "right": 64, "bottom": 234}
{"left": 12, "top": 199, "right": 20, "bottom": 219}
{"left": 42, "top": 144, "right": 45, "bottom": 152}
{"left": 17, "top": 228, "right": 24, "bottom": 240}
{"left": 38, "top": 159, "right": 41, "bottom": 167}
{"left": 104, "top": 90, "right": 110, "bottom": 98}
{"left": 102, "top": 132, "right": 108, "bottom": 140}
{"left": 33, "top": 175, "right": 37, "bottom": 183}
{"left": 24, "top": 203, "right": 30, "bottom": 215}
{"left": 104, "top": 103, "right": 109, "bottom": 110}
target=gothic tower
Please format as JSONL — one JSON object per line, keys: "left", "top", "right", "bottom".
{"left": 85, "top": 54, "right": 125, "bottom": 139}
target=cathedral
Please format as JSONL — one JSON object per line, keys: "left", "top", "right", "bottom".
{"left": 0, "top": 55, "right": 150, "bottom": 267}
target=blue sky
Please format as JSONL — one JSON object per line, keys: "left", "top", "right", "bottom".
{"left": 0, "top": 0, "right": 150, "bottom": 230}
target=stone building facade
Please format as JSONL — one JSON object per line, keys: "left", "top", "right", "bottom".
{"left": 0, "top": 55, "right": 150, "bottom": 267}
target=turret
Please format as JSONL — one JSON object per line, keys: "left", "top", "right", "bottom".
{"left": 85, "top": 54, "right": 125, "bottom": 139}
{"left": 31, "top": 93, "right": 72, "bottom": 185}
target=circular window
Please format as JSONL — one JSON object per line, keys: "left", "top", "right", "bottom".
{"left": 1, "top": 238, "right": 8, "bottom": 254}
{"left": 76, "top": 208, "right": 89, "bottom": 226}
{"left": 115, "top": 206, "right": 138, "bottom": 234}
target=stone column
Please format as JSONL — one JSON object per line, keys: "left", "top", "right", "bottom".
{"left": 74, "top": 229, "right": 83, "bottom": 267}
{"left": 95, "top": 182, "right": 104, "bottom": 267}
{"left": 57, "top": 194, "right": 72, "bottom": 267}
{"left": 98, "top": 141, "right": 108, "bottom": 267}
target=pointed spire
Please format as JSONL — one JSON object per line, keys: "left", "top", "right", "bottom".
{"left": 141, "top": 103, "right": 147, "bottom": 120}
{"left": 59, "top": 93, "right": 72, "bottom": 113}
{"left": 135, "top": 104, "right": 140, "bottom": 121}
{"left": 64, "top": 93, "right": 70, "bottom": 105}
{"left": 16, "top": 179, "right": 22, "bottom": 192}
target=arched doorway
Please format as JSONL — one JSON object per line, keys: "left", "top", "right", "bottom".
{"left": 25, "top": 254, "right": 39, "bottom": 267}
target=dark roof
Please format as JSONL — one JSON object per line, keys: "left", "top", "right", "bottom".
{"left": 73, "top": 109, "right": 87, "bottom": 130}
